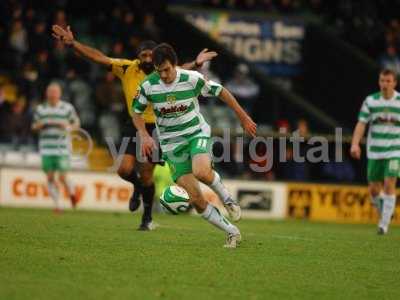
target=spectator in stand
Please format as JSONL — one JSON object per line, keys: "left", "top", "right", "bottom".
{"left": 53, "top": 9, "right": 67, "bottom": 29}
{"left": 29, "top": 20, "right": 49, "bottom": 52}
{"left": 277, "top": 118, "right": 310, "bottom": 181}
{"left": 110, "top": 41, "right": 126, "bottom": 59}
{"left": 143, "top": 13, "right": 160, "bottom": 41}
{"left": 296, "top": 118, "right": 310, "bottom": 138}
{"left": 120, "top": 11, "right": 141, "bottom": 42}
{"left": 108, "top": 6, "right": 124, "bottom": 37}
{"left": 9, "top": 19, "right": 28, "bottom": 66}
{"left": 3, "top": 97, "right": 32, "bottom": 146}
{"left": 224, "top": 63, "right": 259, "bottom": 115}
{"left": 248, "top": 142, "right": 275, "bottom": 181}
{"left": 53, "top": 39, "right": 70, "bottom": 77}
{"left": 24, "top": 7, "right": 36, "bottom": 30}
{"left": 95, "top": 72, "right": 124, "bottom": 115}
{"left": 276, "top": 119, "right": 291, "bottom": 134}
{"left": 17, "top": 62, "right": 41, "bottom": 102}
{"left": 0, "top": 85, "right": 12, "bottom": 143}
{"left": 379, "top": 45, "right": 400, "bottom": 75}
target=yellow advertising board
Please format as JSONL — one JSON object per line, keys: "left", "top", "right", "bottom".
{"left": 287, "top": 183, "right": 400, "bottom": 224}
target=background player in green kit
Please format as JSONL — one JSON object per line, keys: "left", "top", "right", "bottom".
{"left": 32, "top": 83, "right": 80, "bottom": 213}
{"left": 132, "top": 44, "right": 257, "bottom": 248}
{"left": 351, "top": 69, "right": 399, "bottom": 234}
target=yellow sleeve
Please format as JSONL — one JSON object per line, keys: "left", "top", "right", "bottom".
{"left": 109, "top": 58, "right": 135, "bottom": 79}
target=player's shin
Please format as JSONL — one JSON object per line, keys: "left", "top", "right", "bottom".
{"left": 123, "top": 169, "right": 143, "bottom": 190}
{"left": 63, "top": 178, "right": 75, "bottom": 197}
{"left": 141, "top": 183, "right": 155, "bottom": 223}
{"left": 379, "top": 193, "right": 396, "bottom": 231}
{"left": 209, "top": 171, "right": 234, "bottom": 205}
{"left": 48, "top": 181, "right": 60, "bottom": 209}
{"left": 208, "top": 171, "right": 241, "bottom": 222}
{"left": 201, "top": 203, "right": 240, "bottom": 235}
{"left": 371, "top": 193, "right": 383, "bottom": 215}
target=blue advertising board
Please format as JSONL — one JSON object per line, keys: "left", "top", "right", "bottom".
{"left": 185, "top": 11, "right": 304, "bottom": 76}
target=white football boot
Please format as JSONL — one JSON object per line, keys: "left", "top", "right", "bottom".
{"left": 224, "top": 232, "right": 242, "bottom": 248}
{"left": 224, "top": 200, "right": 242, "bottom": 222}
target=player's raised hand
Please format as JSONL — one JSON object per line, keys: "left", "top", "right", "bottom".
{"left": 195, "top": 48, "right": 218, "bottom": 67}
{"left": 141, "top": 135, "right": 156, "bottom": 158}
{"left": 240, "top": 114, "right": 257, "bottom": 137}
{"left": 350, "top": 144, "right": 361, "bottom": 160}
{"left": 52, "top": 25, "right": 74, "bottom": 45}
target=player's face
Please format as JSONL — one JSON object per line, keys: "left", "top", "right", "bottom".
{"left": 156, "top": 61, "right": 177, "bottom": 84}
{"left": 46, "top": 85, "right": 61, "bottom": 105}
{"left": 138, "top": 50, "right": 154, "bottom": 75}
{"left": 379, "top": 74, "right": 397, "bottom": 95}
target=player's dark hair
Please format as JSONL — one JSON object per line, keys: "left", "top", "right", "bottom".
{"left": 380, "top": 68, "right": 398, "bottom": 80}
{"left": 152, "top": 43, "right": 178, "bottom": 67}
{"left": 136, "top": 40, "right": 157, "bottom": 56}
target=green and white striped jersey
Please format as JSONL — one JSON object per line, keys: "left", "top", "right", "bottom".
{"left": 33, "top": 100, "right": 79, "bottom": 156}
{"left": 358, "top": 91, "right": 400, "bottom": 159}
{"left": 133, "top": 68, "right": 223, "bottom": 153}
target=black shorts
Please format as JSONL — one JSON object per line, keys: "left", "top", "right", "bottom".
{"left": 121, "top": 120, "right": 163, "bottom": 164}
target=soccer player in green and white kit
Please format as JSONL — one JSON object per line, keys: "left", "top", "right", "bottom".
{"left": 351, "top": 69, "right": 399, "bottom": 234}
{"left": 32, "top": 83, "right": 80, "bottom": 213}
{"left": 132, "top": 44, "right": 257, "bottom": 248}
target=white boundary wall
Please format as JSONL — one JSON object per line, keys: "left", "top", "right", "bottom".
{"left": 0, "top": 167, "right": 287, "bottom": 219}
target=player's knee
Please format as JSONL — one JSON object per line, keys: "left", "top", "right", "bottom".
{"left": 187, "top": 190, "right": 203, "bottom": 205}
{"left": 188, "top": 191, "right": 207, "bottom": 212}
{"left": 47, "top": 174, "right": 55, "bottom": 183}
{"left": 140, "top": 171, "right": 154, "bottom": 186}
{"left": 369, "top": 184, "right": 380, "bottom": 197}
{"left": 193, "top": 167, "right": 213, "bottom": 183}
{"left": 117, "top": 164, "right": 133, "bottom": 180}
{"left": 383, "top": 184, "right": 396, "bottom": 195}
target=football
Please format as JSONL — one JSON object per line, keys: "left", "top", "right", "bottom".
{"left": 160, "top": 185, "right": 190, "bottom": 214}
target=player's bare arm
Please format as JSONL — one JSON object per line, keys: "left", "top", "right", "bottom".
{"left": 52, "top": 25, "right": 112, "bottom": 66}
{"left": 218, "top": 87, "right": 257, "bottom": 137}
{"left": 131, "top": 112, "right": 156, "bottom": 157}
{"left": 181, "top": 48, "right": 218, "bottom": 70}
{"left": 31, "top": 120, "right": 45, "bottom": 131}
{"left": 350, "top": 121, "right": 366, "bottom": 160}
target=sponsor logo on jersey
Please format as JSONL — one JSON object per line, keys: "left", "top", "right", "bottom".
{"left": 160, "top": 104, "right": 188, "bottom": 115}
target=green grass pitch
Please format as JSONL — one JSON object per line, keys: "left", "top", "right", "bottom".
{"left": 1, "top": 207, "right": 399, "bottom": 300}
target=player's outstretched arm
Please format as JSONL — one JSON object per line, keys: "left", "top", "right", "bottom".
{"left": 52, "top": 25, "right": 112, "bottom": 66}
{"left": 181, "top": 48, "right": 218, "bottom": 70}
{"left": 218, "top": 87, "right": 257, "bottom": 137}
{"left": 350, "top": 121, "right": 366, "bottom": 160}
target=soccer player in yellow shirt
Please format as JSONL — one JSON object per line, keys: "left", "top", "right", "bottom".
{"left": 52, "top": 25, "right": 217, "bottom": 230}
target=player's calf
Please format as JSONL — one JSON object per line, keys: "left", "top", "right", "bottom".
{"left": 210, "top": 171, "right": 241, "bottom": 221}
{"left": 378, "top": 193, "right": 396, "bottom": 235}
